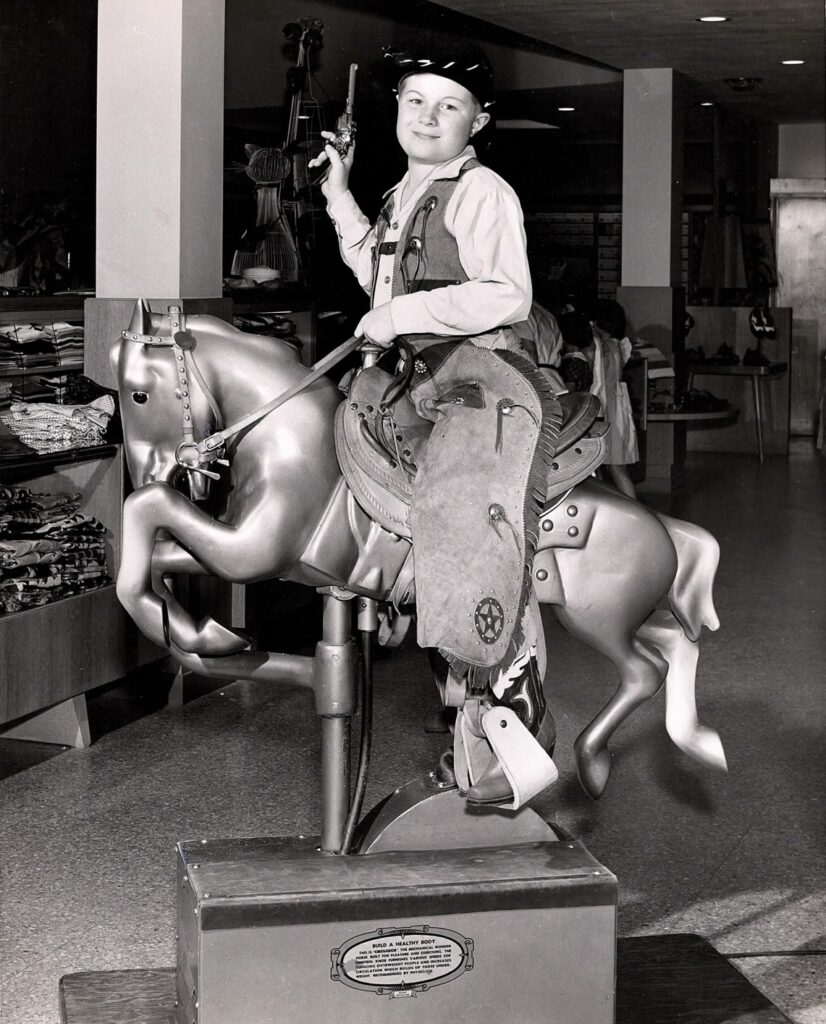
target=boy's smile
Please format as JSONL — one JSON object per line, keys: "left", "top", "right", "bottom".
{"left": 396, "top": 73, "right": 489, "bottom": 168}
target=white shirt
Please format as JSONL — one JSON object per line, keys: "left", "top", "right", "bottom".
{"left": 327, "top": 146, "right": 531, "bottom": 338}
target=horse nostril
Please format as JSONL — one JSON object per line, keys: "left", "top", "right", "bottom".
{"left": 132, "top": 392, "right": 148, "bottom": 404}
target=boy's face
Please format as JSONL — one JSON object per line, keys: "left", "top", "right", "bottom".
{"left": 396, "top": 73, "right": 489, "bottom": 166}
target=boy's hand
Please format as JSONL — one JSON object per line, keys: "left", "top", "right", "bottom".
{"left": 356, "top": 304, "right": 396, "bottom": 348}
{"left": 308, "top": 131, "right": 354, "bottom": 202}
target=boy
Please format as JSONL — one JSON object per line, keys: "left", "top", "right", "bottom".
{"left": 310, "top": 44, "right": 567, "bottom": 807}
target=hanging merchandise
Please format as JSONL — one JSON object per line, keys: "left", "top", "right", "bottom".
{"left": 229, "top": 19, "right": 327, "bottom": 286}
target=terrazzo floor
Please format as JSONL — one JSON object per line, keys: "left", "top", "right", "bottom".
{"left": 1, "top": 443, "right": 824, "bottom": 1023}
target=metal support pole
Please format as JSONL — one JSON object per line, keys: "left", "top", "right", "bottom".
{"left": 315, "top": 590, "right": 356, "bottom": 852}
{"left": 320, "top": 717, "right": 351, "bottom": 853}
{"left": 751, "top": 376, "right": 765, "bottom": 462}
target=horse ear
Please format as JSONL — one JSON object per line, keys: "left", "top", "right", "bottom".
{"left": 244, "top": 143, "right": 260, "bottom": 159}
{"left": 128, "top": 298, "right": 152, "bottom": 335}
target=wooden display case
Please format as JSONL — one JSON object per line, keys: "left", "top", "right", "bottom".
{"left": 0, "top": 299, "right": 162, "bottom": 744}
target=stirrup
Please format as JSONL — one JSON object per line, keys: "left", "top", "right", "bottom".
{"left": 464, "top": 708, "right": 558, "bottom": 810}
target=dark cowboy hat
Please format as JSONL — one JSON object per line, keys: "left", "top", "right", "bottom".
{"left": 383, "top": 42, "right": 495, "bottom": 109}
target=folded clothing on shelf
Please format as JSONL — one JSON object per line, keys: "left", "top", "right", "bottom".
{"left": 0, "top": 485, "right": 111, "bottom": 614}
{"left": 1, "top": 394, "right": 115, "bottom": 454}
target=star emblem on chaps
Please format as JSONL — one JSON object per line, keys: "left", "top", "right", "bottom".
{"left": 475, "top": 597, "right": 505, "bottom": 645}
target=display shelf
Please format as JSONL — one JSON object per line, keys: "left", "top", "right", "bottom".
{"left": 686, "top": 361, "right": 788, "bottom": 377}
{"left": 0, "top": 299, "right": 163, "bottom": 738}
{"left": 0, "top": 582, "right": 158, "bottom": 725}
{"left": 648, "top": 407, "right": 738, "bottom": 423}
{"left": 0, "top": 580, "right": 114, "bottom": 623}
{"left": 0, "top": 296, "right": 85, "bottom": 321}
{"left": 0, "top": 442, "right": 119, "bottom": 478}
{"left": 0, "top": 361, "right": 84, "bottom": 378}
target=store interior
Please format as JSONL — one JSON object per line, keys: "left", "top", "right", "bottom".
{"left": 1, "top": 1, "right": 825, "bottom": 1022}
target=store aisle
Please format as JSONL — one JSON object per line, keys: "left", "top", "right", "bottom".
{"left": 1, "top": 444, "right": 824, "bottom": 1024}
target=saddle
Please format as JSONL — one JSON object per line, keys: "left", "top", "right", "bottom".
{"left": 334, "top": 365, "right": 606, "bottom": 540}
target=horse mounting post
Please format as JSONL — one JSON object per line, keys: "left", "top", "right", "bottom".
{"left": 314, "top": 587, "right": 357, "bottom": 852}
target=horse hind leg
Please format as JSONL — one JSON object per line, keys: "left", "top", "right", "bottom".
{"left": 637, "top": 610, "right": 727, "bottom": 772}
{"left": 658, "top": 513, "right": 721, "bottom": 640}
{"left": 558, "top": 607, "right": 669, "bottom": 799}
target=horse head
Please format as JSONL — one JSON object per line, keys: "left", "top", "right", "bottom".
{"left": 110, "top": 300, "right": 221, "bottom": 498}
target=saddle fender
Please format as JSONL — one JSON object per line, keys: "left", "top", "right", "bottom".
{"left": 295, "top": 476, "right": 412, "bottom": 599}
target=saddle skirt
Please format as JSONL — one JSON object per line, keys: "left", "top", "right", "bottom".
{"left": 334, "top": 365, "right": 607, "bottom": 542}
{"left": 333, "top": 366, "right": 605, "bottom": 540}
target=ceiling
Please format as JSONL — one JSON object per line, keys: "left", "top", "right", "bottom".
{"left": 431, "top": 0, "right": 825, "bottom": 124}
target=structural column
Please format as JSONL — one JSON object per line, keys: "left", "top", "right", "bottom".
{"left": 618, "top": 68, "right": 686, "bottom": 490}
{"left": 86, "top": 0, "right": 230, "bottom": 384}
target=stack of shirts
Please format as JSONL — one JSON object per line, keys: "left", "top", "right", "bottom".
{"left": 0, "top": 330, "right": 15, "bottom": 372}
{"left": 10, "top": 376, "right": 56, "bottom": 404}
{"left": 1, "top": 395, "right": 115, "bottom": 454}
{"left": 0, "top": 380, "right": 11, "bottom": 411}
{"left": 37, "top": 372, "right": 73, "bottom": 403}
{"left": 0, "top": 485, "right": 111, "bottom": 615}
{"left": 51, "top": 322, "right": 85, "bottom": 367}
{"left": 4, "top": 324, "right": 59, "bottom": 368}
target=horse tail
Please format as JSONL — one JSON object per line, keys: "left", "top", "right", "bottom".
{"left": 657, "top": 513, "right": 721, "bottom": 641}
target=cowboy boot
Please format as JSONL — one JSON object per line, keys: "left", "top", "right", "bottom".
{"left": 466, "top": 651, "right": 556, "bottom": 805}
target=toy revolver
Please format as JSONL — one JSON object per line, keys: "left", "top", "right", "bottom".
{"left": 330, "top": 62, "right": 358, "bottom": 157}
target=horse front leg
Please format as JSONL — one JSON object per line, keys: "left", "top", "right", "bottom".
{"left": 119, "top": 482, "right": 285, "bottom": 655}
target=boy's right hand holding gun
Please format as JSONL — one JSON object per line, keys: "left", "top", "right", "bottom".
{"left": 309, "top": 130, "right": 355, "bottom": 202}
{"left": 308, "top": 62, "right": 357, "bottom": 202}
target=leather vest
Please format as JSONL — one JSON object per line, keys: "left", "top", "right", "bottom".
{"left": 371, "top": 158, "right": 480, "bottom": 315}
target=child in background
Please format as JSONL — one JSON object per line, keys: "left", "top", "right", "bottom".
{"left": 589, "top": 299, "right": 638, "bottom": 499}
{"left": 557, "top": 311, "right": 595, "bottom": 394}
{"left": 515, "top": 300, "right": 566, "bottom": 392}
{"left": 558, "top": 304, "right": 638, "bottom": 498}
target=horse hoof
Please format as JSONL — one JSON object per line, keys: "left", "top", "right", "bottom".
{"left": 575, "top": 742, "right": 612, "bottom": 800}
{"left": 189, "top": 616, "right": 250, "bottom": 656}
{"left": 671, "top": 724, "right": 728, "bottom": 772}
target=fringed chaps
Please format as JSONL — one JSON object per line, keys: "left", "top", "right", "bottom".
{"left": 409, "top": 338, "right": 562, "bottom": 687}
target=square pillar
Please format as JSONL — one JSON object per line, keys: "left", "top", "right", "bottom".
{"left": 87, "top": 0, "right": 228, "bottom": 384}
{"left": 620, "top": 69, "right": 686, "bottom": 492}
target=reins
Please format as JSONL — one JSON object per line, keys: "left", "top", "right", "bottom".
{"left": 122, "top": 305, "right": 364, "bottom": 480}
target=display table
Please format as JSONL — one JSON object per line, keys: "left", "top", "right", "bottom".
{"left": 648, "top": 408, "right": 737, "bottom": 424}
{"left": 687, "top": 363, "right": 788, "bottom": 462}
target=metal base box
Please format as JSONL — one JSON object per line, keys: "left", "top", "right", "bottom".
{"left": 176, "top": 836, "right": 617, "bottom": 1024}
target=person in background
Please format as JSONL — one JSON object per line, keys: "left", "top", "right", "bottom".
{"left": 557, "top": 310, "right": 595, "bottom": 394}
{"left": 515, "top": 300, "right": 566, "bottom": 392}
{"left": 589, "top": 299, "right": 638, "bottom": 499}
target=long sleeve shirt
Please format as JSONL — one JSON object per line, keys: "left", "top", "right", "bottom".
{"left": 327, "top": 146, "right": 531, "bottom": 338}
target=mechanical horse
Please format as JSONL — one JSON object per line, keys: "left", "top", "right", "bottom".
{"left": 111, "top": 301, "right": 726, "bottom": 846}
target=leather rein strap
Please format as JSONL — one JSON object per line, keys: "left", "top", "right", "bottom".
{"left": 122, "top": 306, "right": 363, "bottom": 477}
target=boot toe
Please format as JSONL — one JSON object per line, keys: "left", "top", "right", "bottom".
{"left": 466, "top": 763, "right": 513, "bottom": 805}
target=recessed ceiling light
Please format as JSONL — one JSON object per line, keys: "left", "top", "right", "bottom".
{"left": 558, "top": 106, "right": 575, "bottom": 112}
{"left": 782, "top": 59, "right": 805, "bottom": 65}
{"left": 697, "top": 15, "right": 730, "bottom": 21}
{"left": 700, "top": 101, "right": 714, "bottom": 107}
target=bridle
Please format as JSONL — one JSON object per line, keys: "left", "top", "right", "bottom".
{"left": 122, "top": 305, "right": 227, "bottom": 498}
{"left": 122, "top": 305, "right": 363, "bottom": 491}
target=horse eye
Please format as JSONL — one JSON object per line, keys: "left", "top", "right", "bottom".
{"left": 131, "top": 391, "right": 148, "bottom": 404}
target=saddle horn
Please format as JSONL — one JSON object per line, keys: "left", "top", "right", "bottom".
{"left": 127, "top": 298, "right": 153, "bottom": 336}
